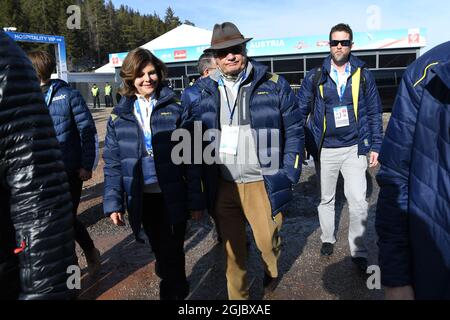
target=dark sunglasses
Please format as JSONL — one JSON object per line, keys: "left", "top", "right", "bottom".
{"left": 214, "top": 45, "right": 245, "bottom": 57}
{"left": 330, "top": 39, "right": 352, "bottom": 47}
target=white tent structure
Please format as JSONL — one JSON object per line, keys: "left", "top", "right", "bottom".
{"left": 95, "top": 24, "right": 212, "bottom": 73}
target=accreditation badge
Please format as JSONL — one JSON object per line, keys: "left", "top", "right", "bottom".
{"left": 219, "top": 125, "right": 240, "bottom": 155}
{"left": 333, "top": 106, "right": 350, "bottom": 128}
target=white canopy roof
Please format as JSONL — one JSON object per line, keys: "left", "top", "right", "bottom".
{"left": 95, "top": 24, "right": 212, "bottom": 73}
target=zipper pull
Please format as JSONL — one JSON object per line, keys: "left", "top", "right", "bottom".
{"left": 14, "top": 239, "right": 26, "bottom": 254}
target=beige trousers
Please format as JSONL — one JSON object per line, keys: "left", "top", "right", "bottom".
{"left": 215, "top": 179, "right": 282, "bottom": 300}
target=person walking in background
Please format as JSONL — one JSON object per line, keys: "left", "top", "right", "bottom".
{"left": 105, "top": 82, "right": 113, "bottom": 108}
{"left": 197, "top": 51, "right": 217, "bottom": 78}
{"left": 181, "top": 51, "right": 221, "bottom": 243}
{"left": 182, "top": 22, "right": 304, "bottom": 300}
{"left": 1, "top": 30, "right": 78, "bottom": 300}
{"left": 28, "top": 50, "right": 101, "bottom": 276}
{"left": 376, "top": 41, "right": 450, "bottom": 300}
{"left": 297, "top": 23, "right": 383, "bottom": 273}
{"left": 91, "top": 83, "right": 100, "bottom": 108}
{"left": 103, "top": 48, "right": 204, "bottom": 300}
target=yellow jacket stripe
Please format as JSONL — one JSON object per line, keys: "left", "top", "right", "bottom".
{"left": 413, "top": 62, "right": 439, "bottom": 87}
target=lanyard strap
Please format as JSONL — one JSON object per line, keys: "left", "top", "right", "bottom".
{"left": 44, "top": 85, "right": 54, "bottom": 106}
{"left": 331, "top": 63, "right": 351, "bottom": 100}
{"left": 218, "top": 78, "right": 237, "bottom": 126}
{"left": 134, "top": 98, "right": 155, "bottom": 153}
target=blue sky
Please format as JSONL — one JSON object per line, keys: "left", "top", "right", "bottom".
{"left": 112, "top": 0, "right": 449, "bottom": 52}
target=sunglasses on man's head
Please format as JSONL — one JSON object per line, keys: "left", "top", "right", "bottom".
{"left": 329, "top": 40, "right": 352, "bottom": 47}
{"left": 214, "top": 45, "right": 245, "bottom": 57}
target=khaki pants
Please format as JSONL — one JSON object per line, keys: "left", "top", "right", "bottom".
{"left": 318, "top": 145, "right": 368, "bottom": 257}
{"left": 215, "top": 179, "right": 282, "bottom": 300}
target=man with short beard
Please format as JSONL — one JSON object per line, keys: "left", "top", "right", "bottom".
{"left": 298, "top": 23, "right": 383, "bottom": 272}
{"left": 181, "top": 22, "right": 304, "bottom": 300}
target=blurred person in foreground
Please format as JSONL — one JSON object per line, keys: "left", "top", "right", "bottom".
{"left": 376, "top": 40, "right": 450, "bottom": 300}
{"left": 0, "top": 30, "right": 77, "bottom": 300}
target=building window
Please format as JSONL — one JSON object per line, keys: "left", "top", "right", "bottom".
{"left": 278, "top": 72, "right": 303, "bottom": 85}
{"left": 306, "top": 58, "right": 324, "bottom": 71}
{"left": 167, "top": 66, "right": 186, "bottom": 77}
{"left": 173, "top": 79, "right": 183, "bottom": 89}
{"left": 379, "top": 53, "right": 416, "bottom": 68}
{"left": 255, "top": 59, "right": 272, "bottom": 71}
{"left": 372, "top": 69, "right": 405, "bottom": 86}
{"left": 186, "top": 65, "right": 199, "bottom": 75}
{"left": 273, "top": 59, "right": 303, "bottom": 72}
{"left": 354, "top": 54, "right": 376, "bottom": 68}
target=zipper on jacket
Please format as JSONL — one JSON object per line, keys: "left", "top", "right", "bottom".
{"left": 242, "top": 90, "right": 247, "bottom": 122}
{"left": 15, "top": 233, "right": 32, "bottom": 289}
{"left": 237, "top": 88, "right": 245, "bottom": 183}
{"left": 14, "top": 238, "right": 27, "bottom": 254}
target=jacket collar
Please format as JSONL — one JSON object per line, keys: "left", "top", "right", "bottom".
{"left": 113, "top": 85, "right": 175, "bottom": 116}
{"left": 319, "top": 54, "right": 366, "bottom": 85}
{"left": 322, "top": 53, "right": 366, "bottom": 75}
{"left": 198, "top": 59, "right": 268, "bottom": 93}
{"left": 48, "top": 79, "right": 69, "bottom": 93}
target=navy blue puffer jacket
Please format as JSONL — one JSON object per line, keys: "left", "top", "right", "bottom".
{"left": 376, "top": 41, "right": 450, "bottom": 299}
{"left": 181, "top": 60, "right": 304, "bottom": 217}
{"left": 298, "top": 54, "right": 383, "bottom": 159}
{"left": 103, "top": 86, "right": 204, "bottom": 239}
{"left": 46, "top": 80, "right": 98, "bottom": 173}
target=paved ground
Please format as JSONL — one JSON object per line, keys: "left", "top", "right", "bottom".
{"left": 75, "top": 108, "right": 390, "bottom": 300}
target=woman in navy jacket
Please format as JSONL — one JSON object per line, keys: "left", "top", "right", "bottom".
{"left": 103, "top": 48, "right": 204, "bottom": 300}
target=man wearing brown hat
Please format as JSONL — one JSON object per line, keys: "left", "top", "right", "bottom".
{"left": 181, "top": 22, "right": 304, "bottom": 299}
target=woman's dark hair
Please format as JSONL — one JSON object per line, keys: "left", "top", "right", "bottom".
{"left": 119, "top": 48, "right": 168, "bottom": 96}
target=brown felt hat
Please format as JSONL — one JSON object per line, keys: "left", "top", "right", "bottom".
{"left": 204, "top": 22, "right": 252, "bottom": 52}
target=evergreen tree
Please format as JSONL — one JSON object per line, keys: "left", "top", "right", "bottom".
{"left": 0, "top": 1, "right": 190, "bottom": 71}
{"left": 164, "top": 7, "right": 181, "bottom": 31}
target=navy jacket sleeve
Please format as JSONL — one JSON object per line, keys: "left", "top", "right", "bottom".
{"left": 278, "top": 75, "right": 304, "bottom": 184}
{"left": 180, "top": 87, "right": 206, "bottom": 211}
{"left": 70, "top": 90, "right": 98, "bottom": 171}
{"left": 363, "top": 69, "right": 384, "bottom": 153}
{"left": 103, "top": 116, "right": 125, "bottom": 216}
{"left": 297, "top": 69, "right": 316, "bottom": 120}
{"left": 375, "top": 70, "right": 420, "bottom": 287}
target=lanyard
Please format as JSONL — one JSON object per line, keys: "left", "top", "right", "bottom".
{"left": 331, "top": 63, "right": 351, "bottom": 101}
{"left": 44, "top": 85, "right": 54, "bottom": 107}
{"left": 134, "top": 97, "right": 155, "bottom": 154}
{"left": 218, "top": 78, "right": 238, "bottom": 126}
